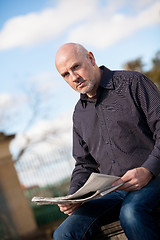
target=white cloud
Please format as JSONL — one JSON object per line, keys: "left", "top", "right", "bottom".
{"left": 11, "top": 113, "right": 74, "bottom": 187}
{"left": 30, "top": 71, "right": 59, "bottom": 93}
{"left": 0, "top": 0, "right": 159, "bottom": 51}
{"left": 68, "top": 1, "right": 160, "bottom": 49}
{"left": 133, "top": 0, "right": 157, "bottom": 10}
{"left": 0, "top": 0, "right": 97, "bottom": 51}
{"left": 0, "top": 93, "right": 29, "bottom": 133}
{"left": 0, "top": 93, "right": 13, "bottom": 108}
{"left": 25, "top": 111, "right": 72, "bottom": 142}
{"left": 0, "top": 93, "right": 27, "bottom": 111}
{"left": 10, "top": 111, "right": 73, "bottom": 157}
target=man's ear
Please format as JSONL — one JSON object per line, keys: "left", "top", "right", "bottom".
{"left": 88, "top": 52, "right": 96, "bottom": 66}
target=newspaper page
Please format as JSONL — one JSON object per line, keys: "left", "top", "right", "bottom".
{"left": 32, "top": 173, "right": 123, "bottom": 205}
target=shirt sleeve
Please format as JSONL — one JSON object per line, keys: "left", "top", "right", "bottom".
{"left": 68, "top": 124, "right": 99, "bottom": 195}
{"left": 133, "top": 73, "right": 160, "bottom": 176}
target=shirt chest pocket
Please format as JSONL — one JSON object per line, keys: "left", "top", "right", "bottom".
{"left": 101, "top": 91, "right": 136, "bottom": 122}
{"left": 101, "top": 105, "right": 129, "bottom": 125}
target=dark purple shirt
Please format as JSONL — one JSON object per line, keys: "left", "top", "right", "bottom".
{"left": 69, "top": 66, "right": 160, "bottom": 194}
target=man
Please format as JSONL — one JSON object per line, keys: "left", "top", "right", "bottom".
{"left": 53, "top": 42, "right": 160, "bottom": 240}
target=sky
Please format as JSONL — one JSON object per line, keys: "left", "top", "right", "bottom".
{"left": 0, "top": 0, "right": 160, "bottom": 144}
{"left": 0, "top": 0, "right": 159, "bottom": 187}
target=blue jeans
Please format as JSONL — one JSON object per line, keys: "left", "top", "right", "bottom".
{"left": 53, "top": 175, "right": 160, "bottom": 240}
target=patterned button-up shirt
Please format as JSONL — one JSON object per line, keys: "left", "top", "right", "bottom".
{"left": 69, "top": 66, "right": 160, "bottom": 194}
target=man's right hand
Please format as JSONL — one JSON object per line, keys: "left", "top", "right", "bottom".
{"left": 112, "top": 167, "right": 153, "bottom": 191}
{"left": 58, "top": 203, "right": 81, "bottom": 215}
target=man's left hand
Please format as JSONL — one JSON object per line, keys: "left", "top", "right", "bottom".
{"left": 112, "top": 167, "right": 153, "bottom": 191}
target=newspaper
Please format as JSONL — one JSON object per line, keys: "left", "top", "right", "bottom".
{"left": 32, "top": 173, "right": 123, "bottom": 205}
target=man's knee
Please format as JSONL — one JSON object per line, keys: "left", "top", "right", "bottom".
{"left": 53, "top": 226, "right": 64, "bottom": 240}
{"left": 119, "top": 202, "right": 140, "bottom": 227}
{"left": 53, "top": 225, "right": 71, "bottom": 240}
{"left": 53, "top": 217, "right": 82, "bottom": 240}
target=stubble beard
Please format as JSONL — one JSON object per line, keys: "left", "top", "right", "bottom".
{"left": 77, "top": 80, "right": 96, "bottom": 95}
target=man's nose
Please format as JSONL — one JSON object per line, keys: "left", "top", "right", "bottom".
{"left": 71, "top": 71, "right": 79, "bottom": 82}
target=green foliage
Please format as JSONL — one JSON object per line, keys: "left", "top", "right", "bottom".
{"left": 24, "top": 178, "right": 70, "bottom": 227}
{"left": 24, "top": 177, "right": 70, "bottom": 205}
{"left": 32, "top": 204, "right": 66, "bottom": 227}
{"left": 123, "top": 50, "right": 160, "bottom": 88}
{"left": 145, "top": 51, "right": 160, "bottom": 88}
{"left": 123, "top": 57, "right": 144, "bottom": 72}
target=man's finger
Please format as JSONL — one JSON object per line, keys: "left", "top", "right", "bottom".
{"left": 112, "top": 178, "right": 124, "bottom": 186}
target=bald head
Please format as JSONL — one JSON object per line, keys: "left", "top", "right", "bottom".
{"left": 55, "top": 42, "right": 101, "bottom": 97}
{"left": 55, "top": 43, "right": 88, "bottom": 69}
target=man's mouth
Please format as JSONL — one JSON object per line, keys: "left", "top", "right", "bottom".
{"left": 77, "top": 80, "right": 85, "bottom": 88}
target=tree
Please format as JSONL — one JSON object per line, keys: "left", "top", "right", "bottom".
{"left": 145, "top": 51, "right": 160, "bottom": 87}
{"left": 123, "top": 50, "right": 160, "bottom": 88}
{"left": 123, "top": 57, "right": 144, "bottom": 72}
{"left": 152, "top": 51, "right": 160, "bottom": 69}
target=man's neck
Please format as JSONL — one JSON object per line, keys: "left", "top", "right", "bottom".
{"left": 89, "top": 94, "right": 97, "bottom": 101}
{"left": 87, "top": 67, "right": 102, "bottom": 99}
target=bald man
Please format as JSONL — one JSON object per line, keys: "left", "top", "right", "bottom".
{"left": 53, "top": 43, "right": 160, "bottom": 240}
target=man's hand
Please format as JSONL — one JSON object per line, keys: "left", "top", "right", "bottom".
{"left": 112, "top": 167, "right": 153, "bottom": 191}
{"left": 58, "top": 203, "right": 81, "bottom": 215}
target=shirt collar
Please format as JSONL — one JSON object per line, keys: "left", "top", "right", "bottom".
{"left": 80, "top": 66, "right": 114, "bottom": 101}
{"left": 99, "top": 66, "right": 115, "bottom": 89}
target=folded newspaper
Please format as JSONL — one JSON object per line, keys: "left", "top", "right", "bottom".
{"left": 32, "top": 173, "right": 123, "bottom": 205}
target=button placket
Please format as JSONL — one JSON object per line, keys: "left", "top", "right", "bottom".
{"left": 96, "top": 104, "right": 110, "bottom": 145}
{"left": 96, "top": 102, "right": 118, "bottom": 167}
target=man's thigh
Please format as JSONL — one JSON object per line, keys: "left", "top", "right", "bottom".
{"left": 53, "top": 190, "right": 126, "bottom": 240}
{"left": 75, "top": 190, "right": 126, "bottom": 220}
{"left": 122, "top": 174, "right": 160, "bottom": 211}
{"left": 56, "top": 191, "right": 126, "bottom": 239}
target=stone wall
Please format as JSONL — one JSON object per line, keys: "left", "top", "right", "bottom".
{"left": 0, "top": 133, "right": 37, "bottom": 238}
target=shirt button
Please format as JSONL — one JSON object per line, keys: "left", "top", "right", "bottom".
{"left": 112, "top": 160, "right": 115, "bottom": 164}
{"left": 105, "top": 141, "right": 109, "bottom": 144}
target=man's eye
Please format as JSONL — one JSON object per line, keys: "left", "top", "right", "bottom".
{"left": 62, "top": 72, "right": 69, "bottom": 78}
{"left": 73, "top": 65, "right": 79, "bottom": 69}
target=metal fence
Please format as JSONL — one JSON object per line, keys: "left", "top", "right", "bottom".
{"left": 14, "top": 144, "right": 74, "bottom": 226}
{"left": 15, "top": 145, "right": 74, "bottom": 188}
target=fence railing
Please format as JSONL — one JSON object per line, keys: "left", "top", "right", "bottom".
{"left": 14, "top": 144, "right": 74, "bottom": 226}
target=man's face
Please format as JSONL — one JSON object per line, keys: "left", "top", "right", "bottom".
{"left": 56, "top": 47, "right": 98, "bottom": 97}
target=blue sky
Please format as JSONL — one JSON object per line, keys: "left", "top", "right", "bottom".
{"left": 0, "top": 0, "right": 160, "bottom": 135}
